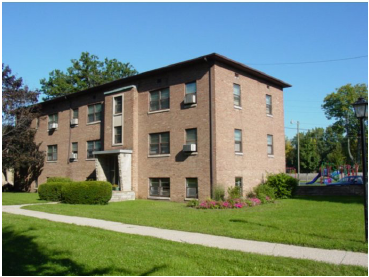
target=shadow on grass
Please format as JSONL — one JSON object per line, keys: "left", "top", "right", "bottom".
{"left": 229, "top": 219, "right": 366, "bottom": 244}
{"left": 292, "top": 195, "right": 364, "bottom": 205}
{"left": 2, "top": 226, "right": 166, "bottom": 276}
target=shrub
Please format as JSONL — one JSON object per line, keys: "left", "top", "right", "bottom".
{"left": 246, "top": 190, "right": 256, "bottom": 198}
{"left": 265, "top": 173, "right": 298, "bottom": 198}
{"left": 213, "top": 185, "right": 225, "bottom": 201}
{"left": 61, "top": 181, "right": 112, "bottom": 205}
{"left": 254, "top": 183, "right": 276, "bottom": 200}
{"left": 38, "top": 182, "right": 68, "bottom": 201}
{"left": 47, "top": 177, "right": 72, "bottom": 183}
{"left": 227, "top": 186, "right": 242, "bottom": 200}
{"left": 186, "top": 199, "right": 199, "bottom": 207}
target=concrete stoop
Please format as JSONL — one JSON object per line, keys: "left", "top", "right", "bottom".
{"left": 110, "top": 191, "right": 135, "bottom": 202}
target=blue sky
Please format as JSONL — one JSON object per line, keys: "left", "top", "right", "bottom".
{"left": 2, "top": 2, "right": 368, "bottom": 138}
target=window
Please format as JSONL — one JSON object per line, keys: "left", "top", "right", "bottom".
{"left": 233, "top": 84, "right": 241, "bottom": 107}
{"left": 235, "top": 177, "right": 243, "bottom": 195}
{"left": 149, "top": 132, "right": 170, "bottom": 155}
{"left": 88, "top": 103, "right": 102, "bottom": 123}
{"left": 114, "top": 126, "right": 122, "bottom": 144}
{"left": 149, "top": 178, "right": 170, "bottom": 197}
{"left": 72, "top": 142, "right": 78, "bottom": 159}
{"left": 114, "top": 96, "right": 122, "bottom": 114}
{"left": 150, "top": 88, "right": 169, "bottom": 111}
{"left": 48, "top": 113, "right": 58, "bottom": 124}
{"left": 186, "top": 128, "right": 197, "bottom": 148}
{"left": 36, "top": 117, "right": 40, "bottom": 129}
{"left": 234, "top": 129, "right": 242, "bottom": 153}
{"left": 47, "top": 145, "right": 57, "bottom": 161}
{"left": 87, "top": 140, "right": 102, "bottom": 159}
{"left": 185, "top": 82, "right": 197, "bottom": 96}
{"left": 72, "top": 108, "right": 78, "bottom": 119}
{"left": 186, "top": 178, "right": 198, "bottom": 198}
{"left": 266, "top": 95, "right": 272, "bottom": 115}
{"left": 267, "top": 135, "right": 273, "bottom": 155}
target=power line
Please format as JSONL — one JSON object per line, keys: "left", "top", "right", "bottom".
{"left": 247, "top": 55, "right": 367, "bottom": 66}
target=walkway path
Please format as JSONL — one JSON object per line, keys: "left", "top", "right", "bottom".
{"left": 3, "top": 204, "right": 368, "bottom": 268}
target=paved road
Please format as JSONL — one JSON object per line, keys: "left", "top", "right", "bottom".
{"left": 2, "top": 204, "right": 368, "bottom": 268}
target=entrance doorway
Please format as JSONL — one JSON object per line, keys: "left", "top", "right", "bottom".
{"left": 108, "top": 155, "right": 120, "bottom": 190}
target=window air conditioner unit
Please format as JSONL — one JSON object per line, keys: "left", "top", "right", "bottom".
{"left": 187, "top": 188, "right": 197, "bottom": 198}
{"left": 184, "top": 94, "right": 196, "bottom": 104}
{"left": 48, "top": 123, "right": 58, "bottom": 130}
{"left": 70, "top": 153, "right": 78, "bottom": 160}
{"left": 70, "top": 118, "right": 78, "bottom": 125}
{"left": 183, "top": 144, "right": 197, "bottom": 152}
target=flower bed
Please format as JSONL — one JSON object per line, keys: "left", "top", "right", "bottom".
{"left": 189, "top": 196, "right": 273, "bottom": 209}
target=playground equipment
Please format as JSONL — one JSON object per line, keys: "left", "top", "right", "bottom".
{"left": 306, "top": 163, "right": 359, "bottom": 185}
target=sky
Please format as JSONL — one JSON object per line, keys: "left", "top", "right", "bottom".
{"left": 2, "top": 2, "right": 368, "bottom": 138}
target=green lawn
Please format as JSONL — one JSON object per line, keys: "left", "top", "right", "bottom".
{"left": 2, "top": 213, "right": 367, "bottom": 276}
{"left": 2, "top": 192, "right": 49, "bottom": 205}
{"left": 23, "top": 195, "right": 368, "bottom": 252}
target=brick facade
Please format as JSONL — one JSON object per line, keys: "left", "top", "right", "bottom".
{"left": 31, "top": 53, "right": 291, "bottom": 201}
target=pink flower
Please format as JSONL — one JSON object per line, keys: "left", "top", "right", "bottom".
{"left": 250, "top": 198, "right": 261, "bottom": 205}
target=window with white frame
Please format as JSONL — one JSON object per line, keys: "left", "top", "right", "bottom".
{"left": 48, "top": 113, "right": 58, "bottom": 124}
{"left": 114, "top": 126, "right": 122, "bottom": 144}
{"left": 150, "top": 88, "right": 169, "bottom": 111}
{"left": 149, "top": 178, "right": 170, "bottom": 197}
{"left": 267, "top": 135, "right": 274, "bottom": 155}
{"left": 72, "top": 108, "right": 78, "bottom": 119}
{"left": 266, "top": 95, "right": 272, "bottom": 115}
{"left": 234, "top": 129, "right": 242, "bottom": 153}
{"left": 185, "top": 82, "right": 197, "bottom": 97}
{"left": 235, "top": 177, "right": 243, "bottom": 195}
{"left": 149, "top": 132, "right": 170, "bottom": 155}
{"left": 233, "top": 84, "right": 241, "bottom": 107}
{"left": 87, "top": 140, "right": 101, "bottom": 159}
{"left": 47, "top": 145, "right": 57, "bottom": 161}
{"left": 186, "top": 128, "right": 197, "bottom": 149}
{"left": 186, "top": 178, "right": 198, "bottom": 198}
{"left": 72, "top": 142, "right": 78, "bottom": 159}
{"left": 87, "top": 103, "right": 102, "bottom": 123}
{"left": 114, "top": 96, "right": 122, "bottom": 114}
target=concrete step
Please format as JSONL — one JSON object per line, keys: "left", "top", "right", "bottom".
{"left": 109, "top": 191, "right": 135, "bottom": 202}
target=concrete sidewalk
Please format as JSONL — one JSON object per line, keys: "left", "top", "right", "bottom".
{"left": 2, "top": 204, "right": 368, "bottom": 268}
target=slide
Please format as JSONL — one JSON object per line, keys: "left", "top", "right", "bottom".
{"left": 306, "top": 172, "right": 321, "bottom": 184}
{"left": 330, "top": 170, "right": 340, "bottom": 181}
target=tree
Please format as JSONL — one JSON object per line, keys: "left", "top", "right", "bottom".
{"left": 327, "top": 143, "right": 346, "bottom": 167}
{"left": 40, "top": 52, "right": 138, "bottom": 100}
{"left": 285, "top": 137, "right": 295, "bottom": 168}
{"left": 299, "top": 133, "right": 321, "bottom": 173}
{"left": 2, "top": 64, "right": 45, "bottom": 191}
{"left": 322, "top": 84, "right": 368, "bottom": 163}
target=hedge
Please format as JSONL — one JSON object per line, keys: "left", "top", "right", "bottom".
{"left": 38, "top": 182, "right": 68, "bottom": 201}
{"left": 265, "top": 173, "right": 298, "bottom": 198}
{"left": 61, "top": 181, "right": 112, "bottom": 205}
{"left": 47, "top": 177, "right": 72, "bottom": 183}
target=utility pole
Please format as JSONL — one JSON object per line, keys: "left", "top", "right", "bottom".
{"left": 291, "top": 120, "right": 300, "bottom": 183}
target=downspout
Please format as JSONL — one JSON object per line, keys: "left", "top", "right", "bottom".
{"left": 67, "top": 96, "right": 72, "bottom": 164}
{"left": 204, "top": 57, "right": 214, "bottom": 199}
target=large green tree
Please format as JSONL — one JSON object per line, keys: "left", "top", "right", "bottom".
{"left": 322, "top": 83, "right": 368, "bottom": 163}
{"left": 40, "top": 52, "right": 138, "bottom": 100}
{"left": 298, "top": 131, "right": 321, "bottom": 172}
{"left": 2, "top": 64, "right": 45, "bottom": 191}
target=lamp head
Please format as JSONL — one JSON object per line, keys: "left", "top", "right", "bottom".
{"left": 353, "top": 97, "right": 368, "bottom": 119}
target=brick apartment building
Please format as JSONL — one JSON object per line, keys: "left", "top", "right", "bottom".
{"left": 31, "top": 53, "right": 291, "bottom": 202}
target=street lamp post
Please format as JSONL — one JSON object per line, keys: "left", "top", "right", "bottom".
{"left": 353, "top": 97, "right": 368, "bottom": 242}
{"left": 291, "top": 120, "right": 300, "bottom": 183}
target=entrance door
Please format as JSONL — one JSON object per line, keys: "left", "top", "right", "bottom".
{"left": 108, "top": 156, "right": 120, "bottom": 189}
